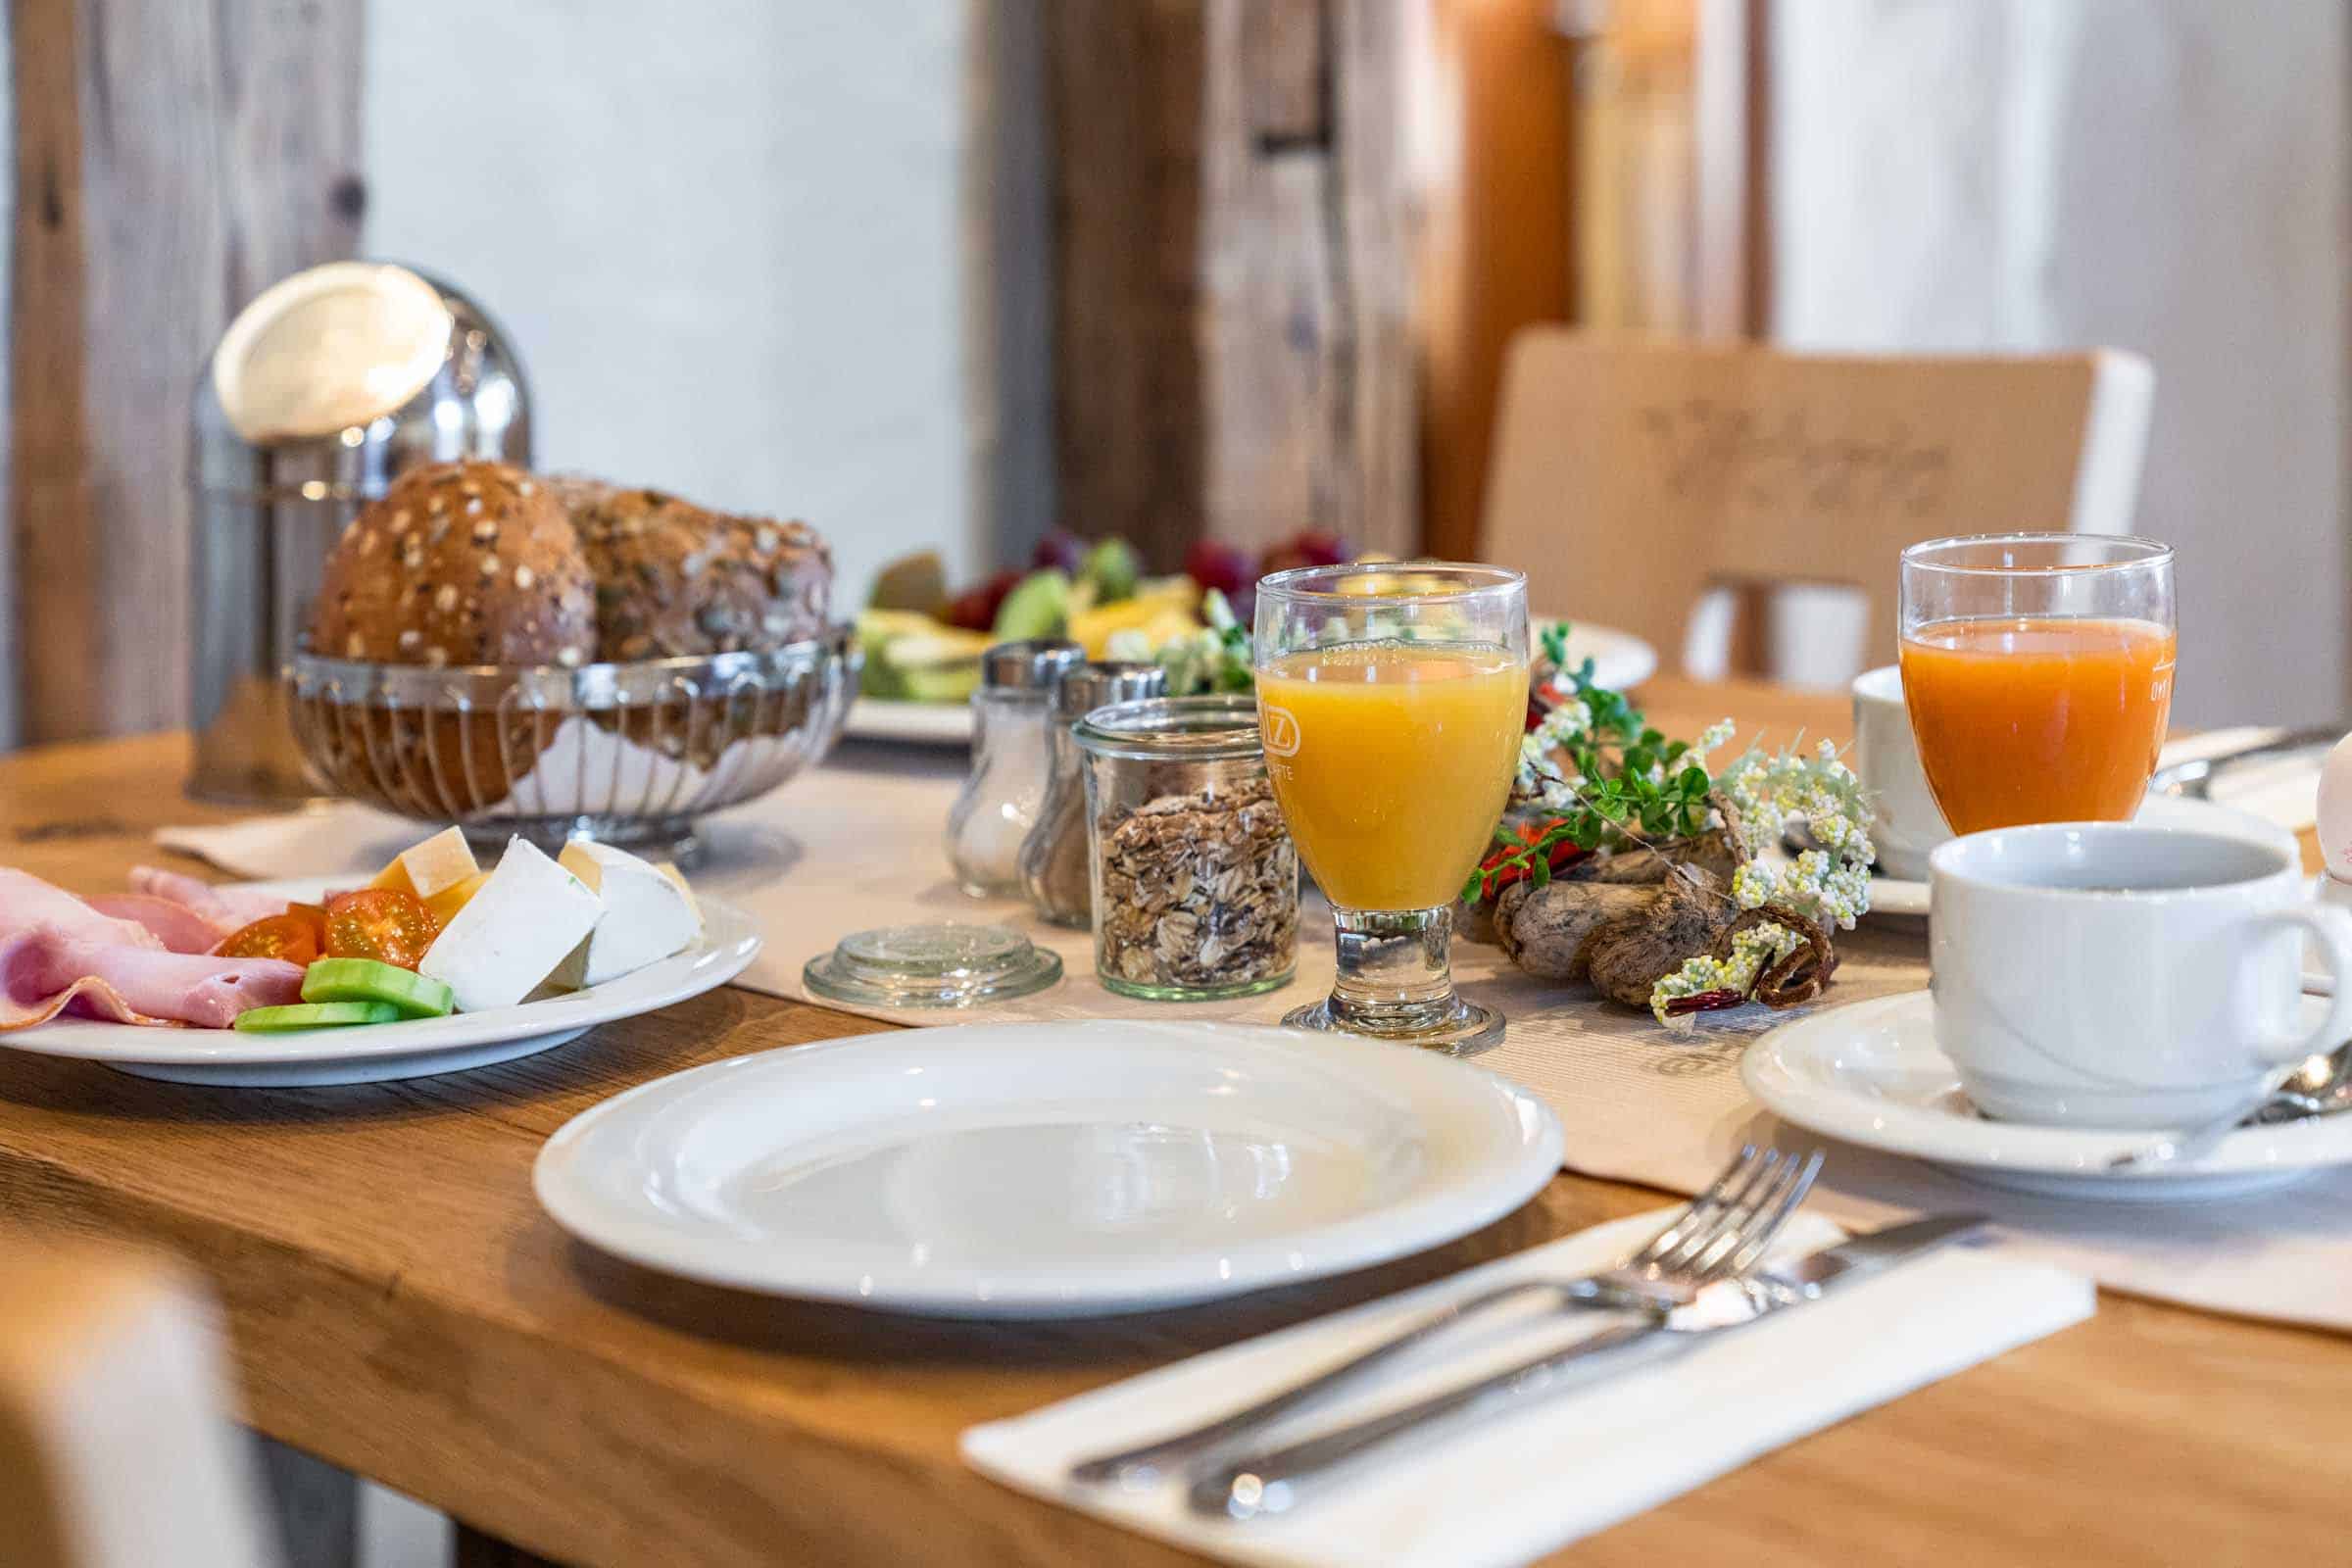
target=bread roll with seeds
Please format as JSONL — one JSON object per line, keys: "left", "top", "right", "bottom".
{"left": 311, "top": 461, "right": 595, "bottom": 667}
{"left": 548, "top": 477, "right": 832, "bottom": 659}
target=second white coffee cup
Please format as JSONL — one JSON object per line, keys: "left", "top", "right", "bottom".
{"left": 1850, "top": 664, "right": 1944, "bottom": 881}
{"left": 1930, "top": 823, "right": 2352, "bottom": 1128}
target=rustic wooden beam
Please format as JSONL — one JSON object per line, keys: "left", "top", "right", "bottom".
{"left": 1046, "top": 0, "right": 1420, "bottom": 568}
{"left": 1417, "top": 0, "right": 1576, "bottom": 561}
{"left": 7, "top": 0, "right": 364, "bottom": 745}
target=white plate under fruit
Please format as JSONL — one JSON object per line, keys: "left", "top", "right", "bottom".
{"left": 1, "top": 877, "right": 760, "bottom": 1087}
{"left": 534, "top": 1020, "right": 1563, "bottom": 1318}
{"left": 843, "top": 617, "right": 1659, "bottom": 747}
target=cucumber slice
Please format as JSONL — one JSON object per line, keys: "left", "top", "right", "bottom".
{"left": 233, "top": 1001, "right": 403, "bottom": 1032}
{"left": 302, "top": 956, "right": 455, "bottom": 1018}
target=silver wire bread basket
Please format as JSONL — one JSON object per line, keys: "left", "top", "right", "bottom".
{"left": 285, "top": 626, "right": 858, "bottom": 862}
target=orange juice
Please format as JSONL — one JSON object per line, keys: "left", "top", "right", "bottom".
{"left": 1257, "top": 643, "right": 1528, "bottom": 909}
{"left": 1898, "top": 615, "right": 2176, "bottom": 835}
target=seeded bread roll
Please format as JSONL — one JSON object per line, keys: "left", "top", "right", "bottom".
{"left": 311, "top": 461, "right": 595, "bottom": 667}
{"left": 549, "top": 477, "right": 832, "bottom": 660}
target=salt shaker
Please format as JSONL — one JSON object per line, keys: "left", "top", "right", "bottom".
{"left": 1019, "top": 660, "right": 1165, "bottom": 925}
{"left": 946, "top": 639, "right": 1084, "bottom": 898}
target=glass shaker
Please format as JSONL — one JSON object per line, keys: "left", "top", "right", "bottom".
{"left": 1019, "top": 660, "right": 1165, "bottom": 925}
{"left": 1073, "top": 696, "right": 1298, "bottom": 1000}
{"left": 946, "top": 639, "right": 1084, "bottom": 897}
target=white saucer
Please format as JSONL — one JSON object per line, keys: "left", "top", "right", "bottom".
{"left": 535, "top": 1020, "right": 1564, "bottom": 1318}
{"left": 1741, "top": 990, "right": 2352, "bottom": 1202}
{"left": 843, "top": 617, "right": 1657, "bottom": 747}
{"left": 1863, "top": 794, "right": 2302, "bottom": 918}
{"left": 2, "top": 877, "right": 761, "bottom": 1086}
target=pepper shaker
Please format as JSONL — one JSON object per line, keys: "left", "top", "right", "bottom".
{"left": 946, "top": 639, "right": 1085, "bottom": 898}
{"left": 1020, "top": 660, "right": 1165, "bottom": 925}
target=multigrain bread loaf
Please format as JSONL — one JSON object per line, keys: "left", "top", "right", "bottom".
{"left": 309, "top": 468, "right": 831, "bottom": 667}
{"left": 548, "top": 477, "right": 833, "bottom": 659}
{"left": 312, "top": 461, "right": 597, "bottom": 667}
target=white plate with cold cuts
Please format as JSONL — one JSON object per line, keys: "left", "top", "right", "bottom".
{"left": 0, "top": 876, "right": 760, "bottom": 1088}
{"left": 843, "top": 617, "right": 1657, "bottom": 747}
{"left": 1742, "top": 990, "right": 2352, "bottom": 1202}
{"left": 535, "top": 1020, "right": 1564, "bottom": 1317}
{"left": 1864, "top": 793, "right": 2302, "bottom": 918}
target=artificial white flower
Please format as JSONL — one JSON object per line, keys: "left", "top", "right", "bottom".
{"left": 1649, "top": 920, "right": 1804, "bottom": 1025}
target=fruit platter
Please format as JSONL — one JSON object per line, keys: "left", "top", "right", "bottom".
{"left": 0, "top": 829, "right": 759, "bottom": 1086}
{"left": 849, "top": 530, "right": 1657, "bottom": 742}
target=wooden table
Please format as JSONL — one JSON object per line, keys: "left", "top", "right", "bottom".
{"left": 0, "top": 676, "right": 2344, "bottom": 1568}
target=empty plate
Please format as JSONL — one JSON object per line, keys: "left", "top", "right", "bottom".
{"left": 535, "top": 1020, "right": 1563, "bottom": 1317}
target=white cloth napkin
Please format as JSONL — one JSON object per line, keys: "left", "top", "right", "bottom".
{"left": 156, "top": 802, "right": 417, "bottom": 882}
{"left": 962, "top": 1209, "right": 2092, "bottom": 1568}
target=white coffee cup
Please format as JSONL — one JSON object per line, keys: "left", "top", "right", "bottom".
{"left": 1851, "top": 664, "right": 1944, "bottom": 881}
{"left": 1929, "top": 823, "right": 2352, "bottom": 1128}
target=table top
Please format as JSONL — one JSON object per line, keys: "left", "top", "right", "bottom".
{"left": 0, "top": 676, "right": 2344, "bottom": 1568}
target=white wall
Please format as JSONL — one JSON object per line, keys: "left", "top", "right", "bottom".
{"left": 1774, "top": 0, "right": 2349, "bottom": 726}
{"left": 364, "top": 0, "right": 1034, "bottom": 604}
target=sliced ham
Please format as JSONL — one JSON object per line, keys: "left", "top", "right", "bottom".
{"left": 0, "top": 867, "right": 164, "bottom": 950}
{"left": 84, "top": 893, "right": 235, "bottom": 955}
{"left": 0, "top": 928, "right": 303, "bottom": 1030}
{"left": 126, "top": 866, "right": 289, "bottom": 930}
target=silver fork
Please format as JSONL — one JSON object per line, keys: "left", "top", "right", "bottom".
{"left": 1066, "top": 1144, "right": 1825, "bottom": 1488}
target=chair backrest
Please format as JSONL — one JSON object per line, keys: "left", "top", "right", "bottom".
{"left": 0, "top": 1237, "right": 277, "bottom": 1568}
{"left": 1480, "top": 332, "right": 2155, "bottom": 675}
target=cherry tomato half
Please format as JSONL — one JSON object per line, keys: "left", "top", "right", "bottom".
{"left": 215, "top": 912, "right": 323, "bottom": 966}
{"left": 323, "top": 888, "right": 441, "bottom": 970}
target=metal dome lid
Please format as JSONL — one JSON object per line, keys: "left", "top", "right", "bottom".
{"left": 193, "top": 262, "right": 531, "bottom": 502}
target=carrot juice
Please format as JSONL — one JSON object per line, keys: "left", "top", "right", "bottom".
{"left": 1256, "top": 643, "right": 1528, "bottom": 910}
{"left": 1897, "top": 616, "right": 2177, "bottom": 835}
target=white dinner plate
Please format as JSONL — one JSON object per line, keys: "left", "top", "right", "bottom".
{"left": 843, "top": 617, "right": 1659, "bottom": 747}
{"left": 1862, "top": 793, "right": 2302, "bottom": 918}
{"left": 2, "top": 877, "right": 760, "bottom": 1087}
{"left": 535, "top": 1020, "right": 1564, "bottom": 1317}
{"left": 1742, "top": 990, "right": 2352, "bottom": 1202}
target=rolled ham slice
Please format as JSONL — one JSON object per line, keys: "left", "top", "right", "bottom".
{"left": 0, "top": 867, "right": 163, "bottom": 950}
{"left": 0, "top": 929, "right": 303, "bottom": 1030}
{"left": 126, "top": 866, "right": 289, "bottom": 930}
{"left": 84, "top": 893, "right": 236, "bottom": 955}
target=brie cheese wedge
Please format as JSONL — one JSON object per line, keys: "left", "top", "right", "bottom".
{"left": 419, "top": 838, "right": 602, "bottom": 1011}
{"left": 555, "top": 840, "right": 704, "bottom": 988}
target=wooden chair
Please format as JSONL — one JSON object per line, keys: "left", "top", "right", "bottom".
{"left": 0, "top": 1236, "right": 278, "bottom": 1568}
{"left": 1479, "top": 332, "right": 2155, "bottom": 680}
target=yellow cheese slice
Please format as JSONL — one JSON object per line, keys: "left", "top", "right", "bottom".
{"left": 557, "top": 841, "right": 605, "bottom": 896}
{"left": 653, "top": 860, "right": 702, "bottom": 927}
{"left": 398, "top": 826, "right": 480, "bottom": 900}
{"left": 422, "top": 868, "right": 492, "bottom": 928}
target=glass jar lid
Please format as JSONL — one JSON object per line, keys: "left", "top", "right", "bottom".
{"left": 1073, "top": 694, "right": 1264, "bottom": 763}
{"left": 802, "top": 922, "right": 1062, "bottom": 1007}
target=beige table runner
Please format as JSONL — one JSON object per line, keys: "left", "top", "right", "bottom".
{"left": 162, "top": 738, "right": 2352, "bottom": 1331}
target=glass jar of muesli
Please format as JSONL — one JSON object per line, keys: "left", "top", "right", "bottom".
{"left": 1072, "top": 696, "right": 1298, "bottom": 1001}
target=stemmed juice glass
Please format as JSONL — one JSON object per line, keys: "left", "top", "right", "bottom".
{"left": 1254, "top": 563, "right": 1529, "bottom": 1054}
{"left": 1897, "top": 533, "right": 2177, "bottom": 835}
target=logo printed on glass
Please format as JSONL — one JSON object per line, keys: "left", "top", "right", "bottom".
{"left": 1261, "top": 705, "right": 1301, "bottom": 758}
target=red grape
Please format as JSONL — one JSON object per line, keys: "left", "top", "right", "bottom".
{"left": 1185, "top": 540, "right": 1254, "bottom": 597}
{"left": 1032, "top": 530, "right": 1086, "bottom": 574}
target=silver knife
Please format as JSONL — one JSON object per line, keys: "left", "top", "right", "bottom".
{"left": 1188, "top": 1213, "right": 1988, "bottom": 1521}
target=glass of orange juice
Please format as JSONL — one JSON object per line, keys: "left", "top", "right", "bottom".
{"left": 1254, "top": 563, "right": 1529, "bottom": 1054}
{"left": 1898, "top": 533, "right": 2177, "bottom": 836}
